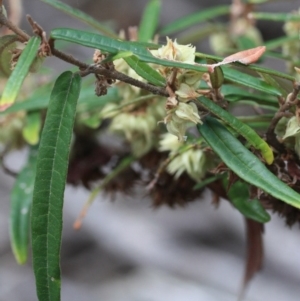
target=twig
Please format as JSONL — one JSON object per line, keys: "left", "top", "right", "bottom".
{"left": 0, "top": 11, "right": 169, "bottom": 98}
{"left": 80, "top": 64, "right": 169, "bottom": 97}
{"left": 49, "top": 36, "right": 169, "bottom": 96}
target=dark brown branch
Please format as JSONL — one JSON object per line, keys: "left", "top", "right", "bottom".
{"left": 91, "top": 65, "right": 168, "bottom": 97}
{"left": 0, "top": 10, "right": 169, "bottom": 98}
{"left": 50, "top": 45, "right": 169, "bottom": 96}
{"left": 49, "top": 41, "right": 88, "bottom": 69}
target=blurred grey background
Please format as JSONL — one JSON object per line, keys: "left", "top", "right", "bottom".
{"left": 1, "top": 1, "right": 300, "bottom": 301}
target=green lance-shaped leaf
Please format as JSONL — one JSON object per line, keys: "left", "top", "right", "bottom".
{"left": 160, "top": 5, "right": 230, "bottom": 35}
{"left": 0, "top": 81, "right": 120, "bottom": 116}
{"left": 223, "top": 67, "right": 282, "bottom": 96}
{"left": 50, "top": 28, "right": 208, "bottom": 73}
{"left": 221, "top": 84, "right": 277, "bottom": 106}
{"left": 0, "top": 34, "right": 18, "bottom": 77}
{"left": 10, "top": 146, "right": 38, "bottom": 264}
{"left": 249, "top": 12, "right": 300, "bottom": 22}
{"left": 0, "top": 82, "right": 54, "bottom": 115}
{"left": 197, "top": 117, "right": 300, "bottom": 209}
{"left": 124, "top": 56, "right": 165, "bottom": 86}
{"left": 265, "top": 34, "right": 299, "bottom": 51}
{"left": 227, "top": 180, "right": 270, "bottom": 223}
{"left": 31, "top": 71, "right": 81, "bottom": 301}
{"left": 258, "top": 72, "right": 289, "bottom": 97}
{"left": 138, "top": 0, "right": 161, "bottom": 42}
{"left": 0, "top": 37, "right": 40, "bottom": 111}
{"left": 196, "top": 96, "right": 274, "bottom": 164}
{"left": 109, "top": 51, "right": 167, "bottom": 87}
{"left": 195, "top": 52, "right": 295, "bottom": 82}
{"left": 40, "top": 0, "right": 117, "bottom": 38}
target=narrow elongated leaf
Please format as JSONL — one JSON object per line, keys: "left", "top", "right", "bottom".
{"left": 197, "top": 117, "right": 300, "bottom": 209}
{"left": 103, "top": 51, "right": 134, "bottom": 62}
{"left": 196, "top": 96, "right": 274, "bottom": 164}
{"left": 0, "top": 37, "right": 40, "bottom": 111}
{"left": 50, "top": 28, "right": 208, "bottom": 73}
{"left": 0, "top": 82, "right": 54, "bottom": 115}
{"left": 249, "top": 12, "right": 300, "bottom": 22}
{"left": 223, "top": 67, "right": 282, "bottom": 96}
{"left": 138, "top": 0, "right": 161, "bottom": 42}
{"left": 40, "top": 0, "right": 117, "bottom": 38}
{"left": 221, "top": 84, "right": 277, "bottom": 106}
{"left": 178, "top": 23, "right": 224, "bottom": 44}
{"left": 258, "top": 72, "right": 288, "bottom": 97}
{"left": 0, "top": 83, "right": 120, "bottom": 115}
{"left": 124, "top": 56, "right": 165, "bottom": 86}
{"left": 160, "top": 5, "right": 230, "bottom": 35}
{"left": 10, "top": 146, "right": 38, "bottom": 264}
{"left": 31, "top": 71, "right": 81, "bottom": 301}
{"left": 196, "top": 52, "right": 295, "bottom": 82}
{"left": 246, "top": 64, "right": 294, "bottom": 82}
{"left": 227, "top": 180, "right": 270, "bottom": 223}
{"left": 265, "top": 34, "right": 299, "bottom": 51}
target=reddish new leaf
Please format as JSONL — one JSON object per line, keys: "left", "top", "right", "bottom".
{"left": 222, "top": 46, "right": 266, "bottom": 65}
{"left": 207, "top": 46, "right": 266, "bottom": 72}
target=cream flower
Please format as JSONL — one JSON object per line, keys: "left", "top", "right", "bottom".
{"left": 164, "top": 102, "right": 201, "bottom": 141}
{"left": 175, "top": 83, "right": 199, "bottom": 101}
{"left": 159, "top": 133, "right": 182, "bottom": 153}
{"left": 158, "top": 134, "right": 207, "bottom": 181}
{"left": 151, "top": 37, "right": 196, "bottom": 64}
{"left": 167, "top": 148, "right": 206, "bottom": 181}
{"left": 174, "top": 102, "right": 201, "bottom": 124}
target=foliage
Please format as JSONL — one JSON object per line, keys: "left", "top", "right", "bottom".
{"left": 0, "top": 1, "right": 299, "bottom": 300}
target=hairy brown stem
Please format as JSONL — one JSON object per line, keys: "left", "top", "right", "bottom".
{"left": 78, "top": 64, "right": 168, "bottom": 97}
{"left": 49, "top": 38, "right": 169, "bottom": 96}
{"left": 49, "top": 41, "right": 88, "bottom": 70}
{"left": 0, "top": 11, "right": 169, "bottom": 98}
{"left": 50, "top": 43, "right": 168, "bottom": 97}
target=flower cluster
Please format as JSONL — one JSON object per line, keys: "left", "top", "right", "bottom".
{"left": 99, "top": 37, "right": 209, "bottom": 180}
{"left": 151, "top": 38, "right": 203, "bottom": 141}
